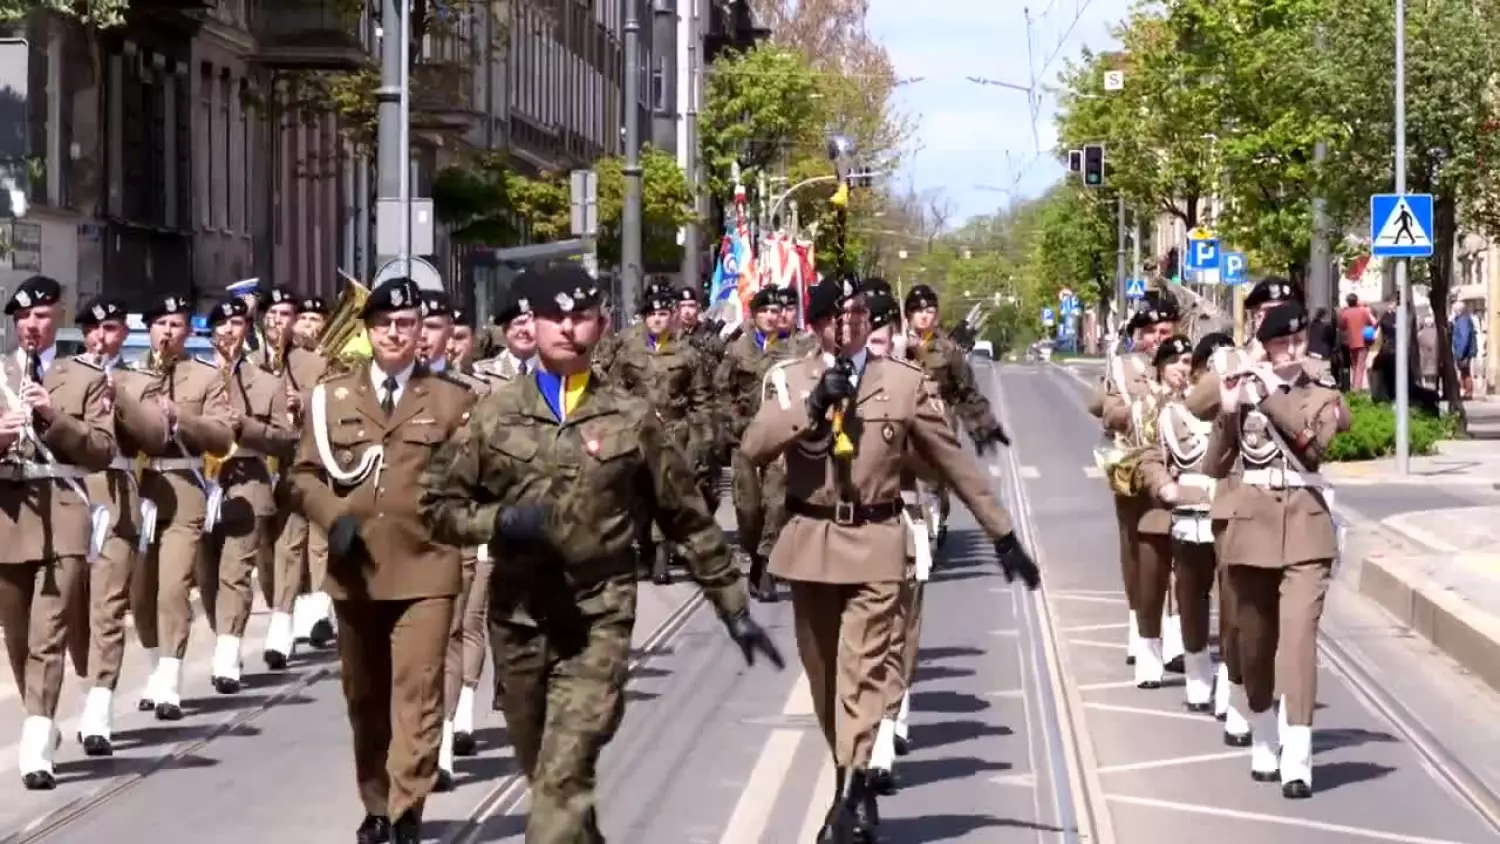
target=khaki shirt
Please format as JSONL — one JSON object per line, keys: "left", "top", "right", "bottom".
{"left": 137, "top": 357, "right": 238, "bottom": 528}
{"left": 85, "top": 364, "right": 170, "bottom": 542}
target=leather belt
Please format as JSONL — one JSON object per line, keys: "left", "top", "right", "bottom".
{"left": 788, "top": 497, "right": 902, "bottom": 527}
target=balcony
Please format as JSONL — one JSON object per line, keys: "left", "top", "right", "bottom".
{"left": 410, "top": 62, "right": 480, "bottom": 134}
{"left": 249, "top": 0, "right": 369, "bottom": 71}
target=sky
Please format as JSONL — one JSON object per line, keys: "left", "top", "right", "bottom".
{"left": 865, "top": 0, "right": 1134, "bottom": 226}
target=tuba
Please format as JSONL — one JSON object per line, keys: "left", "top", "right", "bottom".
{"left": 203, "top": 334, "right": 240, "bottom": 481}
{"left": 316, "top": 276, "right": 371, "bottom": 375}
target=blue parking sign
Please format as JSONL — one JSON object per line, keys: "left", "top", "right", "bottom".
{"left": 1187, "top": 238, "right": 1220, "bottom": 271}
{"left": 1223, "top": 252, "right": 1247, "bottom": 286}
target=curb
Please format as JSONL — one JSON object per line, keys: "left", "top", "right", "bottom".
{"left": 1358, "top": 550, "right": 1500, "bottom": 696}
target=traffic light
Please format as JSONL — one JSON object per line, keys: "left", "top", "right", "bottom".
{"left": 1068, "top": 149, "right": 1083, "bottom": 173}
{"left": 1083, "top": 144, "right": 1105, "bottom": 187}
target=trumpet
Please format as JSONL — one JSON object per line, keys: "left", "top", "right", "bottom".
{"left": 265, "top": 319, "right": 286, "bottom": 375}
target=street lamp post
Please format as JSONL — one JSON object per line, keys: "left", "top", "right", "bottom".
{"left": 1394, "top": 0, "right": 1411, "bottom": 474}
{"left": 621, "top": 0, "right": 644, "bottom": 318}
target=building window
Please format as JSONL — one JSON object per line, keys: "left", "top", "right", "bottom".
{"left": 651, "top": 56, "right": 666, "bottom": 112}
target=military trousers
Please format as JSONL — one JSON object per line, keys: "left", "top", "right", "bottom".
{"left": 444, "top": 553, "right": 478, "bottom": 717}
{"left": 273, "top": 508, "right": 330, "bottom": 612}
{"left": 80, "top": 528, "right": 139, "bottom": 690}
{"left": 198, "top": 498, "right": 269, "bottom": 639}
{"left": 883, "top": 578, "right": 926, "bottom": 719}
{"left": 491, "top": 598, "right": 634, "bottom": 844}
{"left": 461, "top": 557, "right": 492, "bottom": 688}
{"left": 789, "top": 579, "right": 902, "bottom": 768}
{"left": 1170, "top": 540, "right": 1216, "bottom": 654}
{"left": 334, "top": 595, "right": 453, "bottom": 823}
{"left": 1227, "top": 560, "right": 1332, "bottom": 724}
{"left": 0, "top": 556, "right": 87, "bottom": 718}
{"left": 729, "top": 450, "right": 764, "bottom": 556}
{"left": 1113, "top": 495, "right": 1146, "bottom": 611}
{"left": 1216, "top": 566, "right": 1242, "bottom": 683}
{"left": 1135, "top": 530, "right": 1173, "bottom": 639}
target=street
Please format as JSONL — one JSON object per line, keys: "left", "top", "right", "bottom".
{"left": 2, "top": 361, "right": 1500, "bottom": 842}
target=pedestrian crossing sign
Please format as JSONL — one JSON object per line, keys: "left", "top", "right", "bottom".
{"left": 1125, "top": 278, "right": 1147, "bottom": 300}
{"left": 1370, "top": 193, "right": 1434, "bottom": 258}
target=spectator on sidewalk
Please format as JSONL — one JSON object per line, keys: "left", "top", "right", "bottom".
{"left": 1419, "top": 315, "right": 1438, "bottom": 389}
{"left": 1339, "top": 293, "right": 1376, "bottom": 391}
{"left": 1452, "top": 300, "right": 1478, "bottom": 398}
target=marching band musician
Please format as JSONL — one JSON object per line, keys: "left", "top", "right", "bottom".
{"left": 1087, "top": 297, "right": 1179, "bottom": 674}
{"left": 295, "top": 296, "right": 330, "bottom": 348}
{"left": 0, "top": 275, "right": 118, "bottom": 789}
{"left": 1137, "top": 334, "right": 1221, "bottom": 706}
{"left": 1203, "top": 301, "right": 1348, "bottom": 799}
{"left": 200, "top": 299, "right": 299, "bottom": 695}
{"left": 290, "top": 277, "right": 475, "bottom": 844}
{"left": 73, "top": 296, "right": 172, "bottom": 757}
{"left": 446, "top": 307, "right": 479, "bottom": 371}
{"left": 134, "top": 294, "right": 239, "bottom": 721}
{"left": 226, "top": 278, "right": 266, "bottom": 352}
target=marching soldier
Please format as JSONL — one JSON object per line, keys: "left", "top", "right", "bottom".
{"left": 675, "top": 286, "right": 726, "bottom": 359}
{"left": 741, "top": 276, "right": 1038, "bottom": 841}
{"left": 606, "top": 288, "right": 716, "bottom": 585}
{"left": 1203, "top": 301, "right": 1348, "bottom": 799}
{"left": 135, "top": 294, "right": 238, "bottom": 720}
{"left": 295, "top": 296, "right": 329, "bottom": 348}
{"left": 226, "top": 278, "right": 266, "bottom": 352}
{"left": 1087, "top": 297, "right": 1178, "bottom": 672}
{"left": 593, "top": 280, "right": 674, "bottom": 375}
{"left": 290, "top": 277, "right": 474, "bottom": 844}
{"left": 74, "top": 296, "right": 171, "bottom": 756}
{"left": 419, "top": 263, "right": 780, "bottom": 844}
{"left": 0, "top": 275, "right": 117, "bottom": 789}
{"left": 447, "top": 307, "right": 479, "bottom": 371}
{"left": 200, "top": 299, "right": 298, "bottom": 694}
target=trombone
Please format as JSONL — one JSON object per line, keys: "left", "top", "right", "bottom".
{"left": 203, "top": 331, "right": 240, "bottom": 481}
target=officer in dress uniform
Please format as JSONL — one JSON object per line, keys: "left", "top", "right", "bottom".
{"left": 134, "top": 294, "right": 238, "bottom": 720}
{"left": 741, "top": 276, "right": 1040, "bottom": 842}
{"left": 0, "top": 275, "right": 117, "bottom": 788}
{"left": 73, "top": 296, "right": 172, "bottom": 755}
{"left": 1087, "top": 297, "right": 1179, "bottom": 675}
{"left": 290, "top": 277, "right": 475, "bottom": 844}
{"left": 419, "top": 263, "right": 780, "bottom": 843}
{"left": 1204, "top": 301, "right": 1348, "bottom": 800}
{"left": 200, "top": 298, "right": 298, "bottom": 694}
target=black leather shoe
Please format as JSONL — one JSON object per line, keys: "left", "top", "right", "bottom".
{"left": 1137, "top": 679, "right": 1162, "bottom": 690}
{"left": 309, "top": 619, "right": 335, "bottom": 649}
{"left": 212, "top": 676, "right": 241, "bottom": 695}
{"left": 756, "top": 571, "right": 778, "bottom": 603}
{"left": 1251, "top": 769, "right": 1279, "bottom": 783}
{"left": 935, "top": 525, "right": 949, "bottom": 548}
{"left": 264, "top": 649, "right": 288, "bottom": 671}
{"left": 893, "top": 735, "right": 910, "bottom": 757}
{"left": 1223, "top": 731, "right": 1251, "bottom": 748}
{"left": 81, "top": 735, "right": 113, "bottom": 757}
{"left": 1282, "top": 780, "right": 1312, "bottom": 799}
{"left": 137, "top": 697, "right": 155, "bottom": 712}
{"left": 21, "top": 770, "right": 55, "bottom": 791}
{"left": 1164, "top": 655, "right": 1185, "bottom": 674}
{"left": 355, "top": 814, "right": 390, "bottom": 844}
{"left": 453, "top": 731, "right": 476, "bottom": 757}
{"left": 816, "top": 767, "right": 855, "bottom": 843}
{"left": 434, "top": 769, "right": 455, "bottom": 792}
{"left": 1185, "top": 701, "right": 1212, "bottom": 714}
{"left": 155, "top": 702, "right": 183, "bottom": 721}
{"left": 391, "top": 813, "right": 421, "bottom": 844}
{"left": 869, "top": 767, "right": 899, "bottom": 795}
{"left": 850, "top": 770, "right": 880, "bottom": 843}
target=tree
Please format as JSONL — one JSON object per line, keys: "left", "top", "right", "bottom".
{"left": 591, "top": 147, "right": 696, "bottom": 270}
{"left": 699, "top": 43, "right": 824, "bottom": 202}
{"left": 0, "top": 1, "right": 127, "bottom": 25}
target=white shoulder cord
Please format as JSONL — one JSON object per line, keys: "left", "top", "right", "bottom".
{"left": 311, "top": 383, "right": 384, "bottom": 487}
{"left": 1160, "top": 402, "right": 1208, "bottom": 465}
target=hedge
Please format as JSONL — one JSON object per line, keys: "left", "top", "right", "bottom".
{"left": 1323, "top": 391, "right": 1456, "bottom": 462}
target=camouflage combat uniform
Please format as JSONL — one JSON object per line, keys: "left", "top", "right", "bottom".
{"left": 906, "top": 328, "right": 1004, "bottom": 539}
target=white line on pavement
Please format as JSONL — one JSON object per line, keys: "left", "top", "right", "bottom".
{"left": 1019, "top": 465, "right": 1040, "bottom": 479}
{"left": 1062, "top": 623, "right": 1129, "bottom": 633}
{"left": 1104, "top": 795, "right": 1477, "bottom": 844}
{"left": 1096, "top": 750, "right": 1247, "bottom": 775}
{"left": 1076, "top": 680, "right": 1146, "bottom": 692}
{"left": 1083, "top": 466, "right": 1104, "bottom": 479}
{"left": 1084, "top": 702, "right": 1221, "bottom": 723}
{"left": 1069, "top": 638, "right": 1130, "bottom": 651}
{"left": 718, "top": 673, "right": 813, "bottom": 844}
{"left": 1050, "top": 594, "right": 1127, "bottom": 605}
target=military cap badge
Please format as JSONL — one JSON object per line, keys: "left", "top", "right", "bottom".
{"left": 92, "top": 304, "right": 107, "bottom": 321}
{"left": 555, "top": 291, "right": 575, "bottom": 312}
{"left": 390, "top": 287, "right": 406, "bottom": 308}
{"left": 15, "top": 291, "right": 30, "bottom": 308}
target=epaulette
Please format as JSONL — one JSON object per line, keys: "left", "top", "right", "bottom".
{"left": 192, "top": 355, "right": 218, "bottom": 368}
{"left": 433, "top": 369, "right": 476, "bottom": 391}
{"left": 67, "top": 354, "right": 104, "bottom": 372}
{"left": 883, "top": 355, "right": 925, "bottom": 374}
{"left": 1315, "top": 370, "right": 1338, "bottom": 389}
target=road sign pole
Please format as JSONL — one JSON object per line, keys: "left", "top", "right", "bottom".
{"left": 1394, "top": 0, "right": 1410, "bottom": 475}
{"left": 1116, "top": 195, "right": 1127, "bottom": 322}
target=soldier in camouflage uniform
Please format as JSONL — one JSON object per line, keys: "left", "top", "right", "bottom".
{"left": 902, "top": 284, "right": 1010, "bottom": 545}
{"left": 419, "top": 263, "right": 781, "bottom": 844}
{"left": 592, "top": 280, "right": 673, "bottom": 375}
{"left": 606, "top": 289, "right": 716, "bottom": 584}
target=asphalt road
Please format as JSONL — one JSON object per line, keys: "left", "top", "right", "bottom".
{"left": 1, "top": 362, "right": 1499, "bottom": 843}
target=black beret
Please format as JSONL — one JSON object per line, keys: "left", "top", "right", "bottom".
{"left": 807, "top": 276, "right": 862, "bottom": 324}
{"left": 642, "top": 290, "right": 675, "bottom": 314}
{"left": 1153, "top": 334, "right": 1193, "bottom": 368}
{"left": 494, "top": 285, "right": 534, "bottom": 326}
{"left": 5, "top": 275, "right": 62, "bottom": 316}
{"left": 76, "top": 295, "right": 127, "bottom": 327}
{"left": 1128, "top": 299, "right": 1180, "bottom": 333}
{"left": 750, "top": 287, "right": 780, "bottom": 311}
{"left": 142, "top": 293, "right": 192, "bottom": 324}
{"left": 775, "top": 286, "right": 798, "bottom": 306}
{"left": 1256, "top": 301, "right": 1309, "bottom": 343}
{"left": 675, "top": 287, "right": 702, "bottom": 305}
{"left": 1245, "top": 277, "right": 1301, "bottom": 310}
{"left": 208, "top": 298, "right": 249, "bottom": 326}
{"left": 265, "top": 286, "right": 298, "bottom": 308}
{"left": 904, "top": 284, "right": 939, "bottom": 313}
{"left": 862, "top": 277, "right": 893, "bottom": 296}
{"left": 514, "top": 264, "right": 602, "bottom": 318}
{"left": 360, "top": 277, "right": 422, "bottom": 319}
{"left": 868, "top": 287, "right": 900, "bottom": 330}
{"left": 1191, "top": 332, "right": 1235, "bottom": 369}
{"left": 297, "top": 296, "right": 328, "bottom": 315}
{"left": 419, "top": 289, "right": 454, "bottom": 320}
{"left": 453, "top": 307, "right": 474, "bottom": 328}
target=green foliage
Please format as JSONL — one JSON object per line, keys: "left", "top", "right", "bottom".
{"left": 1028, "top": 185, "right": 1117, "bottom": 309}
{"left": 1323, "top": 392, "right": 1452, "bottom": 462}
{"left": 590, "top": 147, "right": 696, "bottom": 269}
{"left": 0, "top": 0, "right": 130, "bottom": 26}
{"left": 699, "top": 44, "right": 824, "bottom": 203}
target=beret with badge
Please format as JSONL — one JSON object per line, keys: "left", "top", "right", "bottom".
{"left": 774, "top": 286, "right": 798, "bottom": 307}
{"left": 1190, "top": 331, "right": 1235, "bottom": 369}
{"left": 904, "top": 284, "right": 939, "bottom": 314}
{"left": 142, "top": 293, "right": 192, "bottom": 324}
{"left": 419, "top": 289, "right": 454, "bottom": 320}
{"left": 750, "top": 287, "right": 780, "bottom": 311}
{"left": 1255, "top": 301, "right": 1308, "bottom": 343}
{"left": 494, "top": 284, "right": 534, "bottom": 327}
{"left": 1152, "top": 334, "right": 1193, "bottom": 368}
{"left": 360, "top": 277, "right": 422, "bottom": 319}
{"left": 1244, "top": 277, "right": 1302, "bottom": 311}
{"left": 1127, "top": 298, "right": 1181, "bottom": 334}
{"left": 866, "top": 286, "right": 900, "bottom": 330}
{"left": 452, "top": 306, "right": 474, "bottom": 328}
{"left": 675, "top": 287, "right": 703, "bottom": 305}
{"left": 298, "top": 296, "right": 329, "bottom": 316}
{"left": 806, "top": 276, "right": 862, "bottom": 325}
{"left": 513, "top": 264, "right": 603, "bottom": 318}
{"left": 208, "top": 298, "right": 249, "bottom": 327}
{"left": 641, "top": 289, "right": 675, "bottom": 315}
{"left": 5, "top": 275, "right": 62, "bottom": 316}
{"left": 265, "top": 286, "right": 298, "bottom": 309}
{"left": 76, "top": 295, "right": 127, "bottom": 327}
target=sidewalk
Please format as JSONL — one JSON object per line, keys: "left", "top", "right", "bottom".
{"left": 1324, "top": 438, "right": 1500, "bottom": 485}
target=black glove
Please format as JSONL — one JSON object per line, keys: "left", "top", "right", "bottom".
{"left": 807, "top": 359, "right": 858, "bottom": 421}
{"left": 722, "top": 608, "right": 785, "bottom": 669}
{"left": 493, "top": 504, "right": 551, "bottom": 544}
{"left": 328, "top": 514, "right": 363, "bottom": 562}
{"left": 971, "top": 424, "right": 1013, "bottom": 456}
{"left": 994, "top": 532, "right": 1041, "bottom": 590}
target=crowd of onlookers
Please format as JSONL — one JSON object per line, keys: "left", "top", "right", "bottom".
{"left": 1318, "top": 291, "right": 1480, "bottom": 412}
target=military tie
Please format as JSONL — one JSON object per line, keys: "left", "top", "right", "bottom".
{"left": 27, "top": 353, "right": 42, "bottom": 386}
{"left": 381, "top": 375, "right": 398, "bottom": 416}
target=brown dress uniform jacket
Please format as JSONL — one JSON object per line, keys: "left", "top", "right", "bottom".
{"left": 222, "top": 359, "right": 299, "bottom": 517}
{"left": 1088, "top": 351, "right": 1153, "bottom": 432}
{"left": 138, "top": 357, "right": 237, "bottom": 522}
{"left": 289, "top": 363, "right": 475, "bottom": 601}
{"left": 740, "top": 353, "right": 1013, "bottom": 584}
{"left": 1202, "top": 366, "right": 1347, "bottom": 567}
{"left": 0, "top": 354, "right": 117, "bottom": 563}
{"left": 85, "top": 363, "right": 170, "bottom": 542}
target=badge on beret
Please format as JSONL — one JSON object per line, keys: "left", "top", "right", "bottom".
{"left": 555, "top": 291, "right": 575, "bottom": 312}
{"left": 165, "top": 297, "right": 179, "bottom": 311}
{"left": 882, "top": 423, "right": 895, "bottom": 442}
{"left": 518, "top": 298, "right": 530, "bottom": 313}
{"left": 92, "top": 304, "right": 106, "bottom": 321}
{"left": 841, "top": 280, "right": 855, "bottom": 297}
{"left": 391, "top": 288, "right": 406, "bottom": 308}
{"left": 15, "top": 291, "right": 30, "bottom": 308}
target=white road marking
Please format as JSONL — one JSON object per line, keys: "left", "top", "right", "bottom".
{"left": 1050, "top": 594, "right": 1127, "bottom": 605}
{"left": 989, "top": 628, "right": 1019, "bottom": 637}
{"left": 798, "top": 755, "right": 837, "bottom": 842}
{"left": 988, "top": 464, "right": 1003, "bottom": 478}
{"left": 1085, "top": 702, "right": 1221, "bottom": 723}
{"left": 719, "top": 673, "right": 813, "bottom": 844}
{"left": 1106, "top": 795, "right": 1479, "bottom": 844}
{"left": 1076, "top": 680, "right": 1143, "bottom": 692}
{"left": 985, "top": 688, "right": 1025, "bottom": 699}
{"left": 1019, "top": 465, "right": 1040, "bottom": 479}
{"left": 1054, "top": 588, "right": 1126, "bottom": 596}
{"left": 1062, "top": 623, "right": 1129, "bottom": 633}
{"left": 1069, "top": 638, "right": 1130, "bottom": 651}
{"left": 1083, "top": 466, "right": 1104, "bottom": 478}
{"left": 1096, "top": 750, "right": 1247, "bottom": 775}
{"left": 991, "top": 771, "right": 1039, "bottom": 788}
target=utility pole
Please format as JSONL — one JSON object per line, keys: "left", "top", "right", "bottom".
{"left": 1309, "top": 26, "right": 1332, "bottom": 315}
{"left": 375, "top": 0, "right": 427, "bottom": 271}
{"left": 1394, "top": 0, "right": 1411, "bottom": 474}
{"left": 621, "top": 0, "right": 644, "bottom": 318}
{"left": 679, "top": 0, "right": 703, "bottom": 289}
{"left": 1130, "top": 208, "right": 1142, "bottom": 285}
{"left": 1116, "top": 194, "right": 1127, "bottom": 321}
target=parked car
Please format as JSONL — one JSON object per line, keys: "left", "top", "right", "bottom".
{"left": 971, "top": 340, "right": 995, "bottom": 361}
